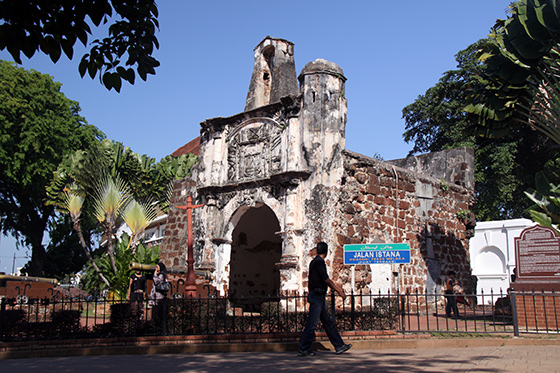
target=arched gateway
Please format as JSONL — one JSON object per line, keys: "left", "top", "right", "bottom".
{"left": 160, "top": 36, "right": 475, "bottom": 301}
{"left": 228, "top": 204, "right": 282, "bottom": 300}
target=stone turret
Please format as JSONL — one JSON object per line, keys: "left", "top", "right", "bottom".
{"left": 244, "top": 36, "right": 298, "bottom": 111}
{"left": 298, "top": 58, "right": 347, "bottom": 185}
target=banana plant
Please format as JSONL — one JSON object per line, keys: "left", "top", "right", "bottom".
{"left": 465, "top": 0, "right": 560, "bottom": 144}
{"left": 525, "top": 171, "right": 560, "bottom": 231}
{"left": 81, "top": 233, "right": 160, "bottom": 299}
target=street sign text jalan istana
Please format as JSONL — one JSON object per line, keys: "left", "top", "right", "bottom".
{"left": 343, "top": 243, "right": 411, "bottom": 265}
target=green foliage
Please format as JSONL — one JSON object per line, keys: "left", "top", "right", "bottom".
{"left": 0, "top": 0, "right": 160, "bottom": 92}
{"left": 525, "top": 171, "right": 560, "bottom": 231}
{"left": 465, "top": 0, "right": 560, "bottom": 143}
{"left": 41, "top": 215, "right": 95, "bottom": 279}
{"left": 402, "top": 39, "right": 558, "bottom": 221}
{"left": 463, "top": 0, "right": 560, "bottom": 227}
{"left": 51, "top": 310, "right": 82, "bottom": 335}
{"left": 456, "top": 210, "right": 471, "bottom": 220}
{"left": 81, "top": 233, "right": 159, "bottom": 298}
{"left": 403, "top": 41, "right": 484, "bottom": 154}
{"left": 45, "top": 138, "right": 196, "bottom": 286}
{"left": 0, "top": 61, "right": 103, "bottom": 275}
{"left": 47, "top": 139, "right": 198, "bottom": 215}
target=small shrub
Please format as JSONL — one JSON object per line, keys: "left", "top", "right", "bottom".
{"left": 4, "top": 308, "right": 26, "bottom": 324}
{"left": 52, "top": 310, "right": 81, "bottom": 336}
{"left": 110, "top": 302, "right": 142, "bottom": 335}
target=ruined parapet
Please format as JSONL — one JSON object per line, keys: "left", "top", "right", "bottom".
{"left": 387, "top": 147, "right": 475, "bottom": 190}
{"left": 164, "top": 36, "right": 477, "bottom": 301}
{"left": 244, "top": 36, "right": 298, "bottom": 112}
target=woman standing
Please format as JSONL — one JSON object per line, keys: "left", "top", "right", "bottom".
{"left": 149, "top": 262, "right": 168, "bottom": 324}
{"left": 128, "top": 269, "right": 146, "bottom": 318}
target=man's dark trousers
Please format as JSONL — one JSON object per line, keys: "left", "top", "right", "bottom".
{"left": 299, "top": 290, "right": 344, "bottom": 351}
{"left": 445, "top": 291, "right": 459, "bottom": 317}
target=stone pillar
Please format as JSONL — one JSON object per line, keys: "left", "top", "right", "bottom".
{"left": 278, "top": 181, "right": 305, "bottom": 293}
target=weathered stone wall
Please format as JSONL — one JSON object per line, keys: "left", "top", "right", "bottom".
{"left": 329, "top": 150, "right": 475, "bottom": 296}
{"left": 159, "top": 178, "right": 198, "bottom": 269}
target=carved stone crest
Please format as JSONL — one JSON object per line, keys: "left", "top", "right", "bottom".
{"left": 227, "top": 118, "right": 283, "bottom": 182}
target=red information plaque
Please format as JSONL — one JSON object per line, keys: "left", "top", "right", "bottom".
{"left": 515, "top": 225, "right": 560, "bottom": 287}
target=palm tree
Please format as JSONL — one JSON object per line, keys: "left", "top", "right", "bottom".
{"left": 91, "top": 174, "right": 132, "bottom": 275}
{"left": 61, "top": 188, "right": 111, "bottom": 287}
{"left": 121, "top": 199, "right": 157, "bottom": 253}
{"left": 46, "top": 139, "right": 198, "bottom": 292}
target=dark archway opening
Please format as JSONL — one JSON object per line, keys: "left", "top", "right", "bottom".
{"left": 229, "top": 204, "right": 282, "bottom": 311}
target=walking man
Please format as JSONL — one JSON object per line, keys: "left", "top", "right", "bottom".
{"left": 298, "top": 242, "right": 352, "bottom": 356}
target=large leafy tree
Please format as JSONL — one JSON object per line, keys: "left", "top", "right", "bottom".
{"left": 0, "top": 60, "right": 104, "bottom": 276}
{"left": 38, "top": 214, "right": 98, "bottom": 280}
{"left": 403, "top": 41, "right": 483, "bottom": 155}
{"left": 402, "top": 40, "right": 558, "bottom": 220}
{"left": 0, "top": 0, "right": 160, "bottom": 92}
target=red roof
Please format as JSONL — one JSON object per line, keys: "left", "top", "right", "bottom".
{"left": 171, "top": 136, "right": 200, "bottom": 157}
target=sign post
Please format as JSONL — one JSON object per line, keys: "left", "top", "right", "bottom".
{"left": 344, "top": 243, "right": 411, "bottom": 265}
{"left": 513, "top": 224, "right": 560, "bottom": 331}
{"left": 514, "top": 224, "right": 560, "bottom": 289}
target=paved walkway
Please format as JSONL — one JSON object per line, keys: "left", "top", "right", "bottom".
{"left": 1, "top": 341, "right": 560, "bottom": 372}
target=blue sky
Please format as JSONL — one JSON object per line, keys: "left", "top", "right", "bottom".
{"left": 0, "top": 0, "right": 512, "bottom": 273}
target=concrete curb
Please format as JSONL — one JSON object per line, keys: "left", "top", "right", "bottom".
{"left": 2, "top": 335, "right": 560, "bottom": 360}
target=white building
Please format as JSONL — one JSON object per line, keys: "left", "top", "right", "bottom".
{"left": 469, "top": 218, "right": 535, "bottom": 304}
{"left": 115, "top": 213, "right": 167, "bottom": 247}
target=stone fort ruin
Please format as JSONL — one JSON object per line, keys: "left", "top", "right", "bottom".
{"left": 160, "top": 36, "right": 475, "bottom": 301}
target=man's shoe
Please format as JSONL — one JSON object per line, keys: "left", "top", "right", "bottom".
{"left": 336, "top": 343, "right": 352, "bottom": 354}
{"left": 298, "top": 349, "right": 316, "bottom": 356}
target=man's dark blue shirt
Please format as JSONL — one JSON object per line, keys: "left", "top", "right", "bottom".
{"left": 308, "top": 255, "right": 329, "bottom": 294}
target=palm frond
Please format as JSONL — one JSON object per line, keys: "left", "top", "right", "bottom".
{"left": 92, "top": 174, "right": 132, "bottom": 223}
{"left": 122, "top": 199, "right": 157, "bottom": 237}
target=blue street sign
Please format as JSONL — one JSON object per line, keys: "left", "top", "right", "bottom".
{"left": 344, "top": 243, "right": 411, "bottom": 265}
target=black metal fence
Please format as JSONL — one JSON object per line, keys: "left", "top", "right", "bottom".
{"left": 1, "top": 289, "right": 558, "bottom": 341}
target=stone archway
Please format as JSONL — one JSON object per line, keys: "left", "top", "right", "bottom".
{"left": 228, "top": 204, "right": 282, "bottom": 310}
